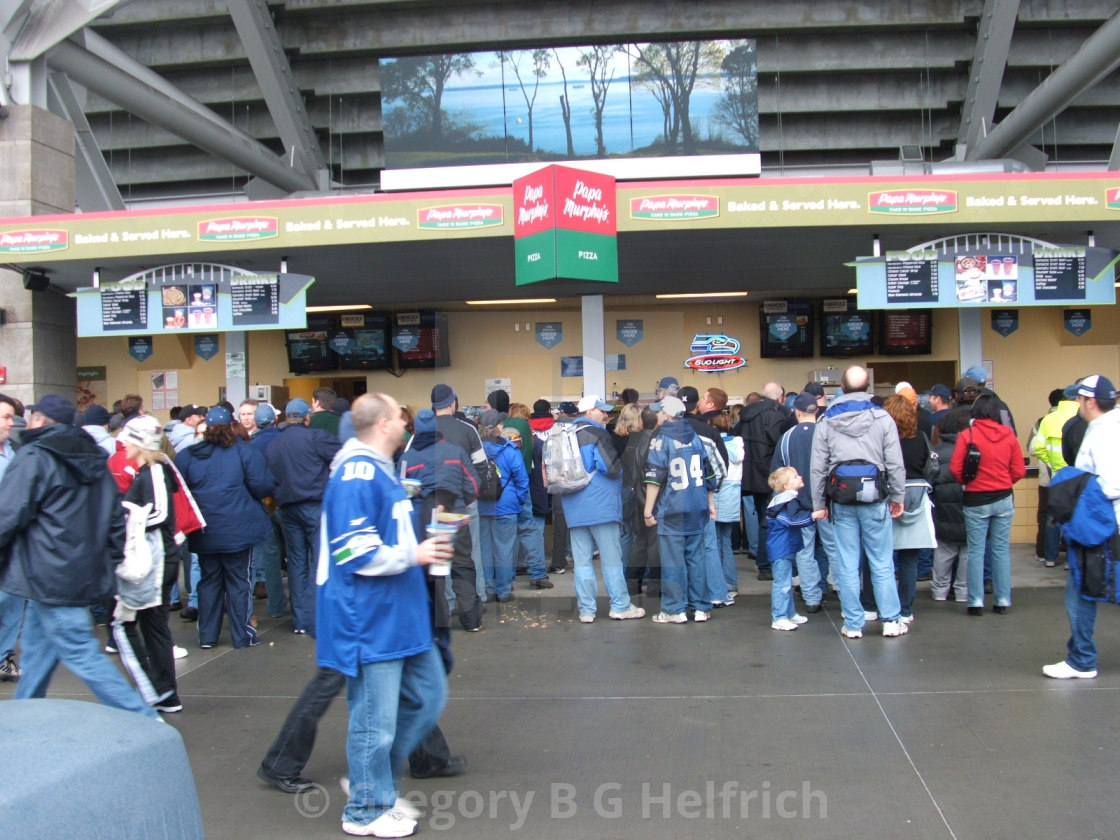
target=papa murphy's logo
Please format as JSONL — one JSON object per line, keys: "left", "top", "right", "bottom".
{"left": 1107, "top": 187, "right": 1120, "bottom": 210}
{"left": 868, "top": 189, "right": 957, "bottom": 215}
{"left": 0, "top": 228, "right": 68, "bottom": 253}
{"left": 630, "top": 195, "right": 719, "bottom": 220}
{"left": 418, "top": 204, "right": 504, "bottom": 230}
{"left": 685, "top": 334, "right": 746, "bottom": 372}
{"left": 198, "top": 216, "right": 278, "bottom": 241}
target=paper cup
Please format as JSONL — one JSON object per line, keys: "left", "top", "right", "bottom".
{"left": 425, "top": 525, "right": 454, "bottom": 576}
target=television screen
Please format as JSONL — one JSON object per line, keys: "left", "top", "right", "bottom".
{"left": 286, "top": 314, "right": 336, "bottom": 374}
{"left": 759, "top": 301, "right": 813, "bottom": 359}
{"left": 820, "top": 299, "right": 874, "bottom": 358}
{"left": 330, "top": 313, "right": 390, "bottom": 370}
{"left": 879, "top": 310, "right": 933, "bottom": 355}
{"left": 392, "top": 312, "right": 450, "bottom": 369}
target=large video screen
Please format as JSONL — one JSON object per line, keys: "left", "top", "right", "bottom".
{"left": 760, "top": 301, "right": 813, "bottom": 359}
{"left": 392, "top": 312, "right": 451, "bottom": 369}
{"left": 820, "top": 299, "right": 873, "bottom": 358}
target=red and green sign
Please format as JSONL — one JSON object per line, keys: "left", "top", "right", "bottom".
{"left": 198, "top": 216, "right": 278, "bottom": 241}
{"left": 417, "top": 204, "right": 504, "bottom": 229}
{"left": 630, "top": 195, "right": 719, "bottom": 220}
{"left": 0, "top": 228, "right": 68, "bottom": 253}
{"left": 868, "top": 189, "right": 958, "bottom": 215}
{"left": 513, "top": 165, "right": 618, "bottom": 286}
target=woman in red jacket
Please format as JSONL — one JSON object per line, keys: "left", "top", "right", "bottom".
{"left": 950, "top": 394, "right": 1026, "bottom": 615}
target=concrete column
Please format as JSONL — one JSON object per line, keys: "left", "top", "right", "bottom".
{"left": 0, "top": 105, "right": 77, "bottom": 406}
{"left": 225, "top": 331, "right": 248, "bottom": 405}
{"left": 580, "top": 294, "right": 606, "bottom": 398}
{"left": 958, "top": 308, "right": 983, "bottom": 377}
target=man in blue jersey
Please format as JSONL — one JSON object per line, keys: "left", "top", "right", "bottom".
{"left": 643, "top": 396, "right": 719, "bottom": 624}
{"left": 316, "top": 392, "right": 454, "bottom": 838}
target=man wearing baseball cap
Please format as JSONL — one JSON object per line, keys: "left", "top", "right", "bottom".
{"left": 1045, "top": 374, "right": 1120, "bottom": 680}
{"left": 924, "top": 385, "right": 953, "bottom": 425}
{"left": 564, "top": 396, "right": 644, "bottom": 623}
{"left": 169, "top": 403, "right": 207, "bottom": 453}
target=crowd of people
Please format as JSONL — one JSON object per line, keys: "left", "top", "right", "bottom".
{"left": 1, "top": 364, "right": 1118, "bottom": 836}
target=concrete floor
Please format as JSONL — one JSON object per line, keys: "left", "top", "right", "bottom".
{"left": 4, "top": 544, "right": 1119, "bottom": 839}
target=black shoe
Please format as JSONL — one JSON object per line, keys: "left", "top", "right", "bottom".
{"left": 168, "top": 601, "right": 182, "bottom": 611}
{"left": 757, "top": 571, "right": 773, "bottom": 581}
{"left": 547, "top": 566, "right": 567, "bottom": 575}
{"left": 410, "top": 755, "right": 467, "bottom": 780}
{"left": 179, "top": 607, "right": 198, "bottom": 622}
{"left": 529, "top": 577, "right": 554, "bottom": 589}
{"left": 993, "top": 605, "right": 1008, "bottom": 615}
{"left": 916, "top": 573, "right": 932, "bottom": 582}
{"left": 805, "top": 603, "right": 823, "bottom": 614}
{"left": 984, "top": 581, "right": 993, "bottom": 594}
{"left": 496, "top": 593, "right": 515, "bottom": 603}
{"left": 257, "top": 766, "right": 314, "bottom": 794}
{"left": 967, "top": 606, "right": 983, "bottom": 616}
{"left": 154, "top": 693, "right": 183, "bottom": 713}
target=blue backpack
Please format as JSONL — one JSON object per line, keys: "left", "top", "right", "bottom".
{"left": 1050, "top": 466, "right": 1120, "bottom": 603}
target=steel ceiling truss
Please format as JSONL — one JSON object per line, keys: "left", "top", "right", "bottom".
{"left": 46, "top": 70, "right": 124, "bottom": 210}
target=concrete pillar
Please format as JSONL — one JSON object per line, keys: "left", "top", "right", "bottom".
{"left": 0, "top": 105, "right": 77, "bottom": 406}
{"left": 580, "top": 294, "right": 606, "bottom": 398}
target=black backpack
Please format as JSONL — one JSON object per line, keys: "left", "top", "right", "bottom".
{"left": 475, "top": 457, "right": 507, "bottom": 501}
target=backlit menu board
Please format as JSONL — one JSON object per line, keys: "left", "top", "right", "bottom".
{"left": 231, "top": 275, "right": 280, "bottom": 326}
{"left": 880, "top": 310, "right": 933, "bottom": 355}
{"left": 1033, "top": 248, "right": 1085, "bottom": 301}
{"left": 100, "top": 285, "right": 147, "bottom": 331}
{"left": 759, "top": 300, "right": 813, "bottom": 359}
{"left": 885, "top": 250, "right": 938, "bottom": 304}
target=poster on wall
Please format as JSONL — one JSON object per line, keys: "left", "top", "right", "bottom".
{"left": 150, "top": 370, "right": 179, "bottom": 411}
{"left": 76, "top": 366, "right": 108, "bottom": 412}
{"left": 536, "top": 322, "right": 563, "bottom": 349}
{"left": 617, "top": 319, "right": 643, "bottom": 346}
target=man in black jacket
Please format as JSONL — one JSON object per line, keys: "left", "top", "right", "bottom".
{"left": 0, "top": 394, "right": 160, "bottom": 719}
{"left": 734, "top": 382, "right": 795, "bottom": 579}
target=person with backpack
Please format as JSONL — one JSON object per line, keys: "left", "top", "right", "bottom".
{"left": 477, "top": 410, "right": 529, "bottom": 603}
{"left": 555, "top": 396, "right": 645, "bottom": 624}
{"left": 950, "top": 394, "right": 1026, "bottom": 616}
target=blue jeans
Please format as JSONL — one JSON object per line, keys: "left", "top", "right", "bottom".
{"left": 15, "top": 601, "right": 160, "bottom": 719}
{"left": 466, "top": 500, "right": 486, "bottom": 600}
{"left": 0, "top": 590, "right": 27, "bottom": 657}
{"left": 280, "top": 502, "right": 322, "bottom": 633}
{"left": 795, "top": 525, "right": 824, "bottom": 606}
{"left": 701, "top": 518, "right": 727, "bottom": 603}
{"left": 748, "top": 492, "right": 771, "bottom": 571}
{"left": 343, "top": 647, "right": 447, "bottom": 827}
{"left": 895, "top": 548, "right": 920, "bottom": 618}
{"left": 570, "top": 522, "right": 630, "bottom": 617}
{"left": 516, "top": 496, "right": 548, "bottom": 580}
{"left": 716, "top": 522, "right": 738, "bottom": 593}
{"left": 252, "top": 510, "right": 288, "bottom": 617}
{"left": 480, "top": 513, "right": 517, "bottom": 598}
{"left": 658, "top": 531, "right": 712, "bottom": 615}
{"left": 1064, "top": 568, "right": 1099, "bottom": 672}
{"left": 740, "top": 495, "right": 759, "bottom": 556}
{"left": 187, "top": 551, "right": 201, "bottom": 609}
{"left": 963, "top": 495, "right": 1014, "bottom": 608}
{"left": 770, "top": 553, "right": 798, "bottom": 621}
{"left": 1044, "top": 517, "right": 1062, "bottom": 563}
{"left": 831, "top": 502, "right": 902, "bottom": 629}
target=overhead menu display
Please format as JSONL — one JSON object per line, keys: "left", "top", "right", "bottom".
{"left": 853, "top": 244, "right": 1117, "bottom": 309}
{"left": 72, "top": 265, "right": 313, "bottom": 337}
{"left": 100, "top": 285, "right": 148, "bottom": 331}
{"left": 885, "top": 250, "right": 938, "bottom": 304}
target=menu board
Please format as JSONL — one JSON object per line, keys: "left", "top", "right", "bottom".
{"left": 1033, "top": 247, "right": 1086, "bottom": 301}
{"left": 100, "top": 285, "right": 147, "bottom": 331}
{"left": 820, "top": 299, "right": 873, "bottom": 357}
{"left": 231, "top": 275, "right": 280, "bottom": 326}
{"left": 285, "top": 329, "right": 336, "bottom": 373}
{"left": 885, "top": 250, "right": 938, "bottom": 304}
{"left": 879, "top": 310, "right": 933, "bottom": 355}
{"left": 759, "top": 301, "right": 813, "bottom": 359}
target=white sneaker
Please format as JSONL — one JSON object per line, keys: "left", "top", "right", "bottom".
{"left": 651, "top": 611, "right": 687, "bottom": 624}
{"left": 882, "top": 619, "right": 909, "bottom": 637}
{"left": 771, "top": 618, "right": 799, "bottom": 631}
{"left": 692, "top": 610, "right": 710, "bottom": 623}
{"left": 900, "top": 614, "right": 915, "bottom": 625}
{"left": 864, "top": 611, "right": 878, "bottom": 621}
{"left": 841, "top": 626, "right": 862, "bottom": 639}
{"left": 342, "top": 809, "right": 417, "bottom": 837}
{"left": 394, "top": 797, "right": 422, "bottom": 820}
{"left": 1042, "top": 660, "right": 1097, "bottom": 680}
{"left": 789, "top": 614, "right": 808, "bottom": 625}
{"left": 173, "top": 645, "right": 189, "bottom": 660}
{"left": 578, "top": 614, "right": 595, "bottom": 624}
{"left": 609, "top": 604, "right": 646, "bottom": 620}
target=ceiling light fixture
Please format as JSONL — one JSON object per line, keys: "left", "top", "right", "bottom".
{"left": 465, "top": 298, "right": 557, "bottom": 305}
{"left": 655, "top": 292, "right": 749, "bottom": 300}
{"left": 306, "top": 304, "right": 373, "bottom": 313}
{"left": 847, "top": 288, "right": 858, "bottom": 295}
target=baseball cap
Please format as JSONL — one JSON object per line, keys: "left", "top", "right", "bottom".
{"left": 254, "top": 403, "right": 276, "bottom": 427}
{"left": 793, "top": 392, "right": 819, "bottom": 414}
{"left": 531, "top": 399, "right": 552, "bottom": 418}
{"left": 678, "top": 386, "right": 699, "bottom": 411}
{"left": 650, "top": 396, "right": 686, "bottom": 418}
{"left": 962, "top": 364, "right": 988, "bottom": 385}
{"left": 803, "top": 381, "right": 825, "bottom": 398}
{"left": 84, "top": 404, "right": 111, "bottom": 427}
{"left": 657, "top": 376, "right": 679, "bottom": 395}
{"left": 34, "top": 394, "right": 76, "bottom": 425}
{"left": 479, "top": 409, "right": 505, "bottom": 428}
{"left": 1064, "top": 374, "right": 1118, "bottom": 401}
{"left": 557, "top": 401, "right": 579, "bottom": 417}
{"left": 205, "top": 405, "right": 232, "bottom": 425}
{"left": 925, "top": 384, "right": 952, "bottom": 401}
{"left": 180, "top": 404, "right": 207, "bottom": 420}
{"left": 577, "top": 395, "right": 611, "bottom": 413}
{"left": 955, "top": 377, "right": 981, "bottom": 395}
{"left": 431, "top": 384, "right": 456, "bottom": 410}
{"left": 285, "top": 398, "right": 311, "bottom": 418}
{"left": 119, "top": 415, "right": 163, "bottom": 452}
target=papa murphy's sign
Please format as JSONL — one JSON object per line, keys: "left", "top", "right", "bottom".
{"left": 513, "top": 165, "right": 618, "bottom": 286}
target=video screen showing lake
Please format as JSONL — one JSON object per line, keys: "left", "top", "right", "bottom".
{"left": 380, "top": 40, "right": 758, "bottom": 169}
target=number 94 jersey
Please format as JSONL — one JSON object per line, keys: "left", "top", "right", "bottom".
{"left": 644, "top": 419, "right": 716, "bottom": 536}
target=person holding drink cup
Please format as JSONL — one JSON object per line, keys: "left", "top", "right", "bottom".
{"left": 315, "top": 392, "right": 454, "bottom": 837}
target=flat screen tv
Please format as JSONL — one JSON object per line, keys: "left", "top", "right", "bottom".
{"left": 330, "top": 313, "right": 390, "bottom": 370}
{"left": 392, "top": 312, "right": 450, "bottom": 369}
{"left": 879, "top": 309, "right": 933, "bottom": 355}
{"left": 820, "top": 299, "right": 874, "bottom": 358}
{"left": 759, "top": 301, "right": 813, "bottom": 359}
{"left": 285, "top": 315, "right": 336, "bottom": 374}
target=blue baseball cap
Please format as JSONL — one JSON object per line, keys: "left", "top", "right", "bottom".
{"left": 285, "top": 398, "right": 311, "bottom": 418}
{"left": 205, "top": 405, "right": 231, "bottom": 425}
{"left": 254, "top": 403, "right": 276, "bottom": 427}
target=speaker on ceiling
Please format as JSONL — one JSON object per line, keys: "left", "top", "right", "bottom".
{"left": 22, "top": 270, "right": 49, "bottom": 291}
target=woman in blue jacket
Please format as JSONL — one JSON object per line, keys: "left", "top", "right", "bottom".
{"left": 477, "top": 410, "right": 529, "bottom": 602}
{"left": 176, "top": 406, "right": 275, "bottom": 649}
